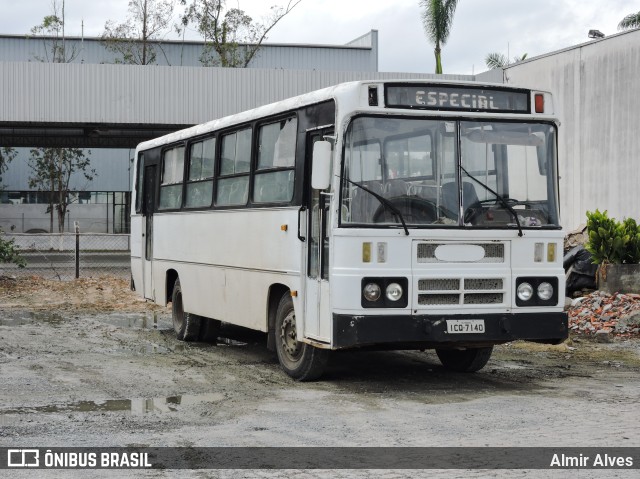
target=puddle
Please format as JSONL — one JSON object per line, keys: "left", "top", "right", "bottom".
{"left": 99, "top": 312, "right": 172, "bottom": 330}
{"left": 217, "top": 337, "right": 248, "bottom": 347}
{"left": 0, "top": 392, "right": 224, "bottom": 416}
{"left": 0, "top": 311, "right": 65, "bottom": 327}
{"left": 115, "top": 343, "right": 172, "bottom": 354}
{"left": 0, "top": 311, "right": 171, "bottom": 330}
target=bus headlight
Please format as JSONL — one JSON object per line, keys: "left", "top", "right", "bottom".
{"left": 537, "top": 282, "right": 554, "bottom": 301}
{"left": 363, "top": 283, "right": 381, "bottom": 302}
{"left": 386, "top": 283, "right": 403, "bottom": 302}
{"left": 517, "top": 282, "right": 533, "bottom": 302}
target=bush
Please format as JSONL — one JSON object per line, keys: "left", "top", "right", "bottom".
{"left": 585, "top": 210, "right": 640, "bottom": 265}
{"left": 0, "top": 229, "right": 26, "bottom": 268}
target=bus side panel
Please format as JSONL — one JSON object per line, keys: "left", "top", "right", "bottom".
{"left": 151, "top": 208, "right": 302, "bottom": 332}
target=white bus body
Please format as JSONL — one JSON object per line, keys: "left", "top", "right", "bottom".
{"left": 131, "top": 80, "right": 567, "bottom": 380}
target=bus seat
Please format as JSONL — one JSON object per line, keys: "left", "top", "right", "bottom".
{"left": 442, "top": 181, "right": 480, "bottom": 215}
{"left": 412, "top": 183, "right": 438, "bottom": 202}
{"left": 384, "top": 179, "right": 408, "bottom": 198}
{"left": 351, "top": 182, "right": 383, "bottom": 222}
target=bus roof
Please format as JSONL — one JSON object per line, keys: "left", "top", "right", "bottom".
{"left": 135, "top": 79, "right": 551, "bottom": 152}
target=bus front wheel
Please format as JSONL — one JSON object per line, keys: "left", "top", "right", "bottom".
{"left": 275, "top": 294, "right": 329, "bottom": 381}
{"left": 171, "top": 278, "right": 201, "bottom": 342}
{"left": 436, "top": 346, "right": 493, "bottom": 372}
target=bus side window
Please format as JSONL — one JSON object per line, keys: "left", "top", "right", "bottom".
{"left": 253, "top": 117, "right": 297, "bottom": 204}
{"left": 158, "top": 146, "right": 185, "bottom": 210}
{"left": 185, "top": 137, "right": 215, "bottom": 208}
{"left": 217, "top": 128, "right": 251, "bottom": 206}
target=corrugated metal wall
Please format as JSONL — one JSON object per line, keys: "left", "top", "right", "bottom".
{"left": 505, "top": 28, "right": 640, "bottom": 230}
{"left": 0, "top": 61, "right": 472, "bottom": 125}
{"left": 0, "top": 32, "right": 377, "bottom": 72}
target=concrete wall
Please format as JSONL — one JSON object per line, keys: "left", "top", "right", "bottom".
{"left": 504, "top": 29, "right": 640, "bottom": 230}
{"left": 0, "top": 204, "right": 120, "bottom": 233}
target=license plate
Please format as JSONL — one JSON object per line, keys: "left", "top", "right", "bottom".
{"left": 446, "top": 319, "right": 485, "bottom": 334}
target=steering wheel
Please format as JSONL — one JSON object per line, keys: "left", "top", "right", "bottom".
{"left": 479, "top": 197, "right": 525, "bottom": 207}
{"left": 372, "top": 197, "right": 438, "bottom": 224}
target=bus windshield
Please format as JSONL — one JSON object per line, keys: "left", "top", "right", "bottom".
{"left": 340, "top": 116, "right": 560, "bottom": 229}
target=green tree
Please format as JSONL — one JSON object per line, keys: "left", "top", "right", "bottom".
{"left": 179, "top": 0, "right": 302, "bottom": 67}
{"left": 101, "top": 0, "right": 176, "bottom": 65}
{"left": 419, "top": 0, "right": 459, "bottom": 74}
{"left": 30, "top": 0, "right": 78, "bottom": 63}
{"left": 618, "top": 11, "right": 640, "bottom": 30}
{"left": 485, "top": 52, "right": 527, "bottom": 70}
{"left": 28, "top": 148, "right": 96, "bottom": 233}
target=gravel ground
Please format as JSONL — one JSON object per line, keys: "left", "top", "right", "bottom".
{"left": 1, "top": 277, "right": 639, "bottom": 478}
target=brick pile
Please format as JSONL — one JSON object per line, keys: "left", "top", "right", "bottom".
{"left": 568, "top": 291, "right": 640, "bottom": 338}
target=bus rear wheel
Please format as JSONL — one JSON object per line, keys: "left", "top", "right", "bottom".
{"left": 436, "top": 346, "right": 493, "bottom": 372}
{"left": 275, "top": 294, "right": 329, "bottom": 381}
{"left": 171, "top": 278, "right": 201, "bottom": 342}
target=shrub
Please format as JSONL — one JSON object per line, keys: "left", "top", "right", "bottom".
{"left": 585, "top": 210, "right": 639, "bottom": 265}
{"left": 0, "top": 229, "right": 26, "bottom": 268}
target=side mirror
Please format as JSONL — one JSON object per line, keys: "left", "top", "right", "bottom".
{"left": 311, "top": 141, "right": 332, "bottom": 190}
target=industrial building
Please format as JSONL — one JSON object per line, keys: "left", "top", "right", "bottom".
{"left": 1, "top": 27, "right": 639, "bottom": 233}
{"left": 0, "top": 30, "right": 473, "bottom": 233}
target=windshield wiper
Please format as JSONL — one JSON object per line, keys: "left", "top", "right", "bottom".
{"left": 343, "top": 177, "right": 409, "bottom": 236}
{"left": 459, "top": 165, "right": 524, "bottom": 237}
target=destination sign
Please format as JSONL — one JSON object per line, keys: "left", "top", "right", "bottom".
{"left": 385, "top": 85, "right": 530, "bottom": 113}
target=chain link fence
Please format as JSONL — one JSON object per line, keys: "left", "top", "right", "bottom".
{"left": 1, "top": 231, "right": 131, "bottom": 281}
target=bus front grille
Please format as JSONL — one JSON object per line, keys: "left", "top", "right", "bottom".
{"left": 417, "top": 277, "right": 505, "bottom": 307}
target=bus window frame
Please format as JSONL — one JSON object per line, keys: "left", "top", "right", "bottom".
{"left": 157, "top": 142, "right": 187, "bottom": 212}
{"left": 338, "top": 114, "right": 562, "bottom": 231}
{"left": 183, "top": 135, "right": 217, "bottom": 210}
{"left": 252, "top": 114, "right": 298, "bottom": 205}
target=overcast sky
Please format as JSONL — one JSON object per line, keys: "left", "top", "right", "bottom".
{"left": 2, "top": 0, "right": 638, "bottom": 74}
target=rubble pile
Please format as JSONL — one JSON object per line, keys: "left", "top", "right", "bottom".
{"left": 564, "top": 224, "right": 588, "bottom": 253}
{"left": 568, "top": 291, "right": 640, "bottom": 337}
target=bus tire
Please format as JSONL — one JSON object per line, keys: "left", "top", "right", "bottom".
{"left": 275, "top": 293, "right": 329, "bottom": 381}
{"left": 436, "top": 346, "right": 493, "bottom": 373}
{"left": 171, "top": 278, "right": 201, "bottom": 342}
{"left": 199, "top": 318, "right": 222, "bottom": 343}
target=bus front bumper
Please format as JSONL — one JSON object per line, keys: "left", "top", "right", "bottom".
{"left": 332, "top": 312, "right": 568, "bottom": 350}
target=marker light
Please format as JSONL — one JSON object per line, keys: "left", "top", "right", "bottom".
{"left": 534, "top": 243, "right": 544, "bottom": 262}
{"left": 363, "top": 283, "right": 381, "bottom": 302}
{"left": 517, "top": 282, "right": 534, "bottom": 302}
{"left": 385, "top": 283, "right": 403, "bottom": 302}
{"left": 537, "top": 282, "right": 554, "bottom": 301}
{"left": 377, "top": 242, "right": 387, "bottom": 263}
{"left": 535, "top": 93, "right": 544, "bottom": 113}
{"left": 362, "top": 242, "right": 371, "bottom": 263}
{"left": 547, "top": 243, "right": 557, "bottom": 262}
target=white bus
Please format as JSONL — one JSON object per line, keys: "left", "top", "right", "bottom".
{"left": 131, "top": 80, "right": 568, "bottom": 380}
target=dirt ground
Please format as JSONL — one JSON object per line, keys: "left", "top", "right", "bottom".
{"left": 1, "top": 277, "right": 639, "bottom": 478}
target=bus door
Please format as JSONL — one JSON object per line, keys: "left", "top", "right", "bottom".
{"left": 304, "top": 129, "right": 332, "bottom": 341}
{"left": 142, "top": 164, "right": 157, "bottom": 300}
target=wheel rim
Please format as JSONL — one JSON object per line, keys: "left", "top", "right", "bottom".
{"left": 279, "top": 310, "right": 302, "bottom": 363}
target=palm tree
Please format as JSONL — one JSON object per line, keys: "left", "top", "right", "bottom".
{"left": 420, "top": 0, "right": 459, "bottom": 74}
{"left": 485, "top": 52, "right": 527, "bottom": 70}
{"left": 618, "top": 11, "right": 640, "bottom": 30}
